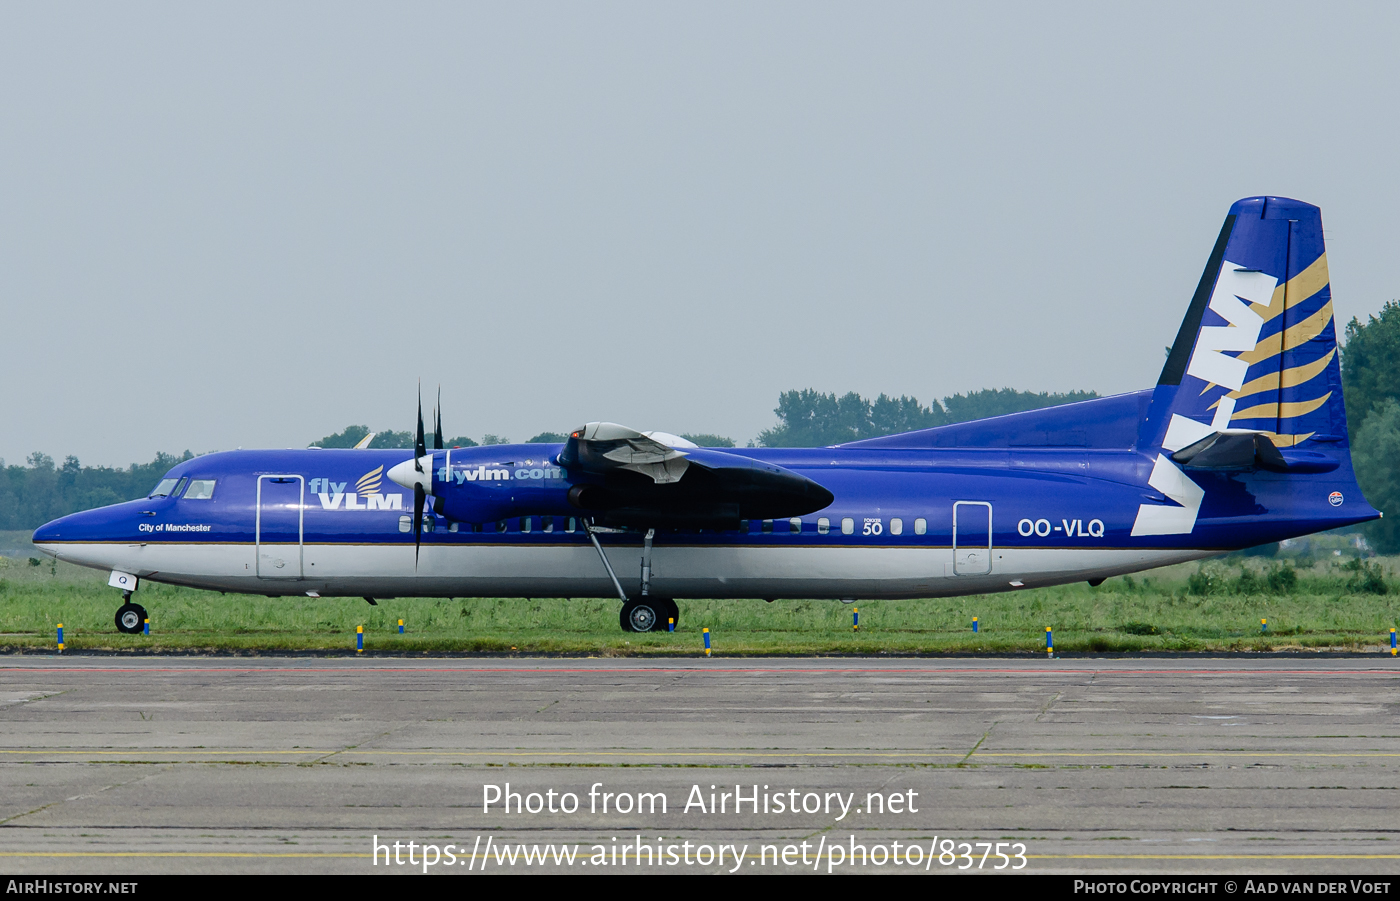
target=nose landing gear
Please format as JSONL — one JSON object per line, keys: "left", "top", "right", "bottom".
{"left": 115, "top": 592, "right": 147, "bottom": 635}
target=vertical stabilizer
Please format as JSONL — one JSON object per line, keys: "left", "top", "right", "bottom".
{"left": 1140, "top": 197, "right": 1345, "bottom": 453}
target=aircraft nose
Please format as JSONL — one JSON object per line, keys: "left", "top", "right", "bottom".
{"left": 388, "top": 456, "right": 433, "bottom": 491}
{"left": 31, "top": 512, "right": 84, "bottom": 560}
{"left": 32, "top": 518, "right": 63, "bottom": 547}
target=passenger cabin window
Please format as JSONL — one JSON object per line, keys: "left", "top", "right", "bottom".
{"left": 398, "top": 515, "right": 410, "bottom": 533}
{"left": 522, "top": 516, "right": 533, "bottom": 533}
{"left": 817, "top": 517, "right": 830, "bottom": 535}
{"left": 762, "top": 519, "right": 773, "bottom": 533}
{"left": 184, "top": 480, "right": 216, "bottom": 500}
{"left": 543, "top": 517, "right": 555, "bottom": 533}
{"left": 149, "top": 478, "right": 180, "bottom": 498}
{"left": 890, "top": 518, "right": 903, "bottom": 536}
{"left": 789, "top": 518, "right": 802, "bottom": 534}
{"left": 740, "top": 520, "right": 750, "bottom": 532}
{"left": 915, "top": 518, "right": 927, "bottom": 535}
{"left": 566, "top": 517, "right": 577, "bottom": 533}
{"left": 497, "top": 520, "right": 508, "bottom": 532}
{"left": 841, "top": 517, "right": 855, "bottom": 535}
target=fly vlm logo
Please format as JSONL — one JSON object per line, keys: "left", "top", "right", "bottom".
{"left": 439, "top": 464, "right": 512, "bottom": 484}
{"left": 311, "top": 466, "right": 404, "bottom": 510}
{"left": 437, "top": 464, "right": 563, "bottom": 484}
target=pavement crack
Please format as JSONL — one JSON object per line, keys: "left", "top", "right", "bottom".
{"left": 0, "top": 800, "right": 64, "bottom": 827}
{"left": 0, "top": 689, "right": 71, "bottom": 714}
{"left": 299, "top": 727, "right": 404, "bottom": 767}
{"left": 1036, "top": 691, "right": 1063, "bottom": 723}
{"left": 958, "top": 726, "right": 995, "bottom": 766}
{"left": 0, "top": 767, "right": 170, "bottom": 826}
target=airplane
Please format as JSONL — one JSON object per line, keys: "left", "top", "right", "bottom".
{"left": 32, "top": 196, "right": 1379, "bottom": 634}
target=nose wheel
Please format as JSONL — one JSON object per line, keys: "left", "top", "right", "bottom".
{"left": 116, "top": 602, "right": 147, "bottom": 634}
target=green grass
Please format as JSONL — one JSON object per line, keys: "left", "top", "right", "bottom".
{"left": 2, "top": 550, "right": 1399, "bottom": 655}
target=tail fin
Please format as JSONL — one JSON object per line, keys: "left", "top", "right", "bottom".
{"left": 1141, "top": 197, "right": 1345, "bottom": 454}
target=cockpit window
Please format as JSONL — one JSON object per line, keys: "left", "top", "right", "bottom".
{"left": 184, "top": 480, "right": 216, "bottom": 500}
{"left": 149, "top": 478, "right": 181, "bottom": 498}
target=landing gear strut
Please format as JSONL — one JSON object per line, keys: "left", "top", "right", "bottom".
{"left": 115, "top": 592, "right": 147, "bottom": 635}
{"left": 583, "top": 521, "right": 680, "bottom": 633}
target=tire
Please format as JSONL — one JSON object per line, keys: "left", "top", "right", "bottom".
{"left": 619, "top": 599, "right": 661, "bottom": 633}
{"left": 115, "top": 603, "right": 147, "bottom": 635}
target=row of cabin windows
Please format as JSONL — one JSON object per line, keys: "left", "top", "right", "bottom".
{"left": 792, "top": 517, "right": 927, "bottom": 536}
{"left": 397, "top": 515, "right": 585, "bottom": 534}
{"left": 397, "top": 515, "right": 929, "bottom": 536}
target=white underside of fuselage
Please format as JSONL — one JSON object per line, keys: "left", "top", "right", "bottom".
{"left": 37, "top": 541, "right": 1220, "bottom": 600}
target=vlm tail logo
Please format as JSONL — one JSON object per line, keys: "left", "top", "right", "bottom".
{"left": 1134, "top": 260, "right": 1281, "bottom": 538}
{"left": 310, "top": 466, "right": 404, "bottom": 511}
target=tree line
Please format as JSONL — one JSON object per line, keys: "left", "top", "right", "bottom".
{"left": 0, "top": 452, "right": 194, "bottom": 533}
{"left": 0, "top": 388, "right": 1099, "bottom": 531}
{"left": 755, "top": 388, "right": 1099, "bottom": 447}
{"left": 1340, "top": 301, "right": 1400, "bottom": 553}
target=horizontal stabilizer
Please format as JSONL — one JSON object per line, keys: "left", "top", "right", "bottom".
{"left": 1170, "top": 431, "right": 1283, "bottom": 470}
{"left": 1170, "top": 430, "right": 1338, "bottom": 473}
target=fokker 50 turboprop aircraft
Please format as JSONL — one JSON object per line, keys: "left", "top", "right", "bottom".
{"left": 34, "top": 197, "right": 1379, "bottom": 633}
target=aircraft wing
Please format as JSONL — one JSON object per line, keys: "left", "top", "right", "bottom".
{"left": 558, "top": 422, "right": 834, "bottom": 529}
{"left": 559, "top": 422, "right": 700, "bottom": 484}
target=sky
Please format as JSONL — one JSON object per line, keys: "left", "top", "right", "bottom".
{"left": 3, "top": 2, "right": 1399, "bottom": 466}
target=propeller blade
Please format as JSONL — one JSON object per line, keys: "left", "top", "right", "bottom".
{"left": 434, "top": 386, "right": 444, "bottom": 451}
{"left": 415, "top": 385, "right": 426, "bottom": 468}
{"left": 414, "top": 482, "right": 425, "bottom": 568}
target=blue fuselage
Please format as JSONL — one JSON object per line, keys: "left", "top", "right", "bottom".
{"left": 31, "top": 429, "right": 1374, "bottom": 602}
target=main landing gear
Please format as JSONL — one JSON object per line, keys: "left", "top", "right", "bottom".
{"left": 115, "top": 593, "right": 147, "bottom": 635}
{"left": 620, "top": 597, "right": 679, "bottom": 633}
{"left": 583, "top": 521, "right": 681, "bottom": 633}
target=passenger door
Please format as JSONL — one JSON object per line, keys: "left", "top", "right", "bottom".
{"left": 256, "top": 475, "right": 304, "bottom": 580}
{"left": 952, "top": 501, "right": 992, "bottom": 576}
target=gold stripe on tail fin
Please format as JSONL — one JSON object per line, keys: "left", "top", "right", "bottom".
{"left": 1234, "top": 301, "right": 1333, "bottom": 367}
{"left": 1231, "top": 392, "right": 1332, "bottom": 423}
{"left": 1209, "top": 349, "right": 1336, "bottom": 408}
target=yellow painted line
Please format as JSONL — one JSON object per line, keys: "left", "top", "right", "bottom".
{"left": 0, "top": 749, "right": 960, "bottom": 757}
{"left": 3, "top": 748, "right": 1400, "bottom": 760}
{"left": 344, "top": 749, "right": 1400, "bottom": 759}
{"left": 1030, "top": 854, "right": 1400, "bottom": 860}
{"left": 3, "top": 851, "right": 1400, "bottom": 862}
{"left": 0, "top": 749, "right": 323, "bottom": 755}
{"left": 972, "top": 751, "right": 1400, "bottom": 759}
{"left": 0, "top": 852, "right": 360, "bottom": 859}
